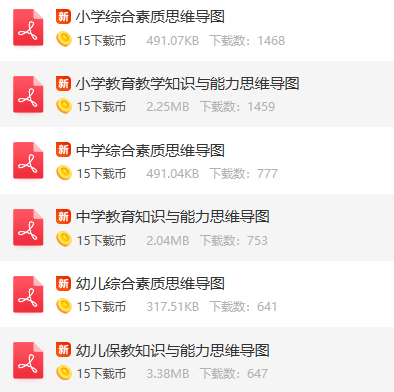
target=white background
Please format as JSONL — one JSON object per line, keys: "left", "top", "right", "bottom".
{"left": 2, "top": 0, "right": 394, "bottom": 390}
{"left": 2, "top": 1, "right": 394, "bottom": 61}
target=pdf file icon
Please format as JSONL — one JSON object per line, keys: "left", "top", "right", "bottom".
{"left": 13, "top": 142, "right": 44, "bottom": 179}
{"left": 13, "top": 209, "right": 44, "bottom": 246}
{"left": 13, "top": 276, "right": 43, "bottom": 313}
{"left": 13, "top": 76, "right": 44, "bottom": 113}
{"left": 13, "top": 9, "right": 43, "bottom": 46}
{"left": 13, "top": 342, "right": 44, "bottom": 379}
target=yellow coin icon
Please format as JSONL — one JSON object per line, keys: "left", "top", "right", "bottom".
{"left": 57, "top": 231, "right": 72, "bottom": 247}
{"left": 57, "top": 31, "right": 72, "bottom": 47}
{"left": 57, "top": 298, "right": 72, "bottom": 314}
{"left": 56, "top": 98, "right": 72, "bottom": 114}
{"left": 57, "top": 365, "right": 72, "bottom": 380}
{"left": 57, "top": 165, "right": 72, "bottom": 180}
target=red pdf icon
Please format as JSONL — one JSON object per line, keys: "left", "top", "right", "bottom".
{"left": 13, "top": 9, "right": 44, "bottom": 46}
{"left": 13, "top": 142, "right": 44, "bottom": 179}
{"left": 13, "top": 276, "right": 43, "bottom": 313}
{"left": 13, "top": 76, "right": 44, "bottom": 113}
{"left": 13, "top": 342, "right": 44, "bottom": 379}
{"left": 13, "top": 209, "right": 44, "bottom": 246}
